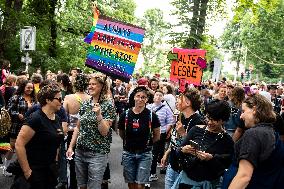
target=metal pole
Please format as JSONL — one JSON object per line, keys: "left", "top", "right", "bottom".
{"left": 25, "top": 52, "right": 29, "bottom": 72}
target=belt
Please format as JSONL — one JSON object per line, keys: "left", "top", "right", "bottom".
{"left": 125, "top": 147, "right": 152, "bottom": 154}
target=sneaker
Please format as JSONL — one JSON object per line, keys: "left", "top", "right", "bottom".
{"left": 145, "top": 184, "right": 151, "bottom": 189}
{"left": 157, "top": 163, "right": 163, "bottom": 168}
{"left": 149, "top": 174, "right": 158, "bottom": 182}
{"left": 2, "top": 168, "right": 12, "bottom": 177}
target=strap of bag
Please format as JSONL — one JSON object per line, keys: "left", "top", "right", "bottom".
{"left": 164, "top": 100, "right": 174, "bottom": 114}
{"left": 154, "top": 104, "right": 165, "bottom": 113}
{"left": 74, "top": 94, "right": 82, "bottom": 104}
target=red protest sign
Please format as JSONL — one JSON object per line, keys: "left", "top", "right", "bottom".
{"left": 170, "top": 48, "right": 206, "bottom": 86}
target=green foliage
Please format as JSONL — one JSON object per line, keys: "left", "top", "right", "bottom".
{"left": 222, "top": 0, "right": 284, "bottom": 78}
{"left": 0, "top": 0, "right": 137, "bottom": 75}
{"left": 139, "top": 8, "right": 169, "bottom": 76}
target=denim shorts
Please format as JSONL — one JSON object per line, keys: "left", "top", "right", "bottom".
{"left": 75, "top": 148, "right": 108, "bottom": 188}
{"left": 121, "top": 150, "right": 153, "bottom": 184}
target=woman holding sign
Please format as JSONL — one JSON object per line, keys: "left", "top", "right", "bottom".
{"left": 66, "top": 74, "right": 116, "bottom": 189}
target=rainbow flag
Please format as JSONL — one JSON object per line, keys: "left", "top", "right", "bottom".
{"left": 84, "top": 11, "right": 145, "bottom": 82}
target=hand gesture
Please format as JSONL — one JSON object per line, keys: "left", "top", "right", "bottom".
{"left": 66, "top": 148, "right": 74, "bottom": 160}
{"left": 196, "top": 151, "right": 213, "bottom": 161}
{"left": 161, "top": 154, "right": 168, "bottom": 168}
{"left": 181, "top": 145, "right": 196, "bottom": 155}
{"left": 93, "top": 103, "right": 101, "bottom": 116}
{"left": 24, "top": 169, "right": 32, "bottom": 180}
{"left": 176, "top": 121, "right": 186, "bottom": 137}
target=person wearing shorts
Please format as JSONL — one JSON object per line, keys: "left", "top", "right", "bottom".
{"left": 118, "top": 86, "right": 161, "bottom": 189}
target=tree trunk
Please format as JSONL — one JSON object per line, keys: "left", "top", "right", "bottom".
{"left": 197, "top": 0, "right": 209, "bottom": 41}
{"left": 185, "top": 0, "right": 200, "bottom": 49}
{"left": 49, "top": 0, "right": 57, "bottom": 57}
{"left": 0, "top": 0, "right": 23, "bottom": 58}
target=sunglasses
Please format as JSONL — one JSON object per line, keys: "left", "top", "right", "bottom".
{"left": 53, "top": 97, "right": 62, "bottom": 103}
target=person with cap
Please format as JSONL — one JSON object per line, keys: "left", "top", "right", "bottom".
{"left": 118, "top": 86, "right": 161, "bottom": 189}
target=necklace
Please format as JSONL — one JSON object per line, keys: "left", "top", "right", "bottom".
{"left": 199, "top": 126, "right": 224, "bottom": 151}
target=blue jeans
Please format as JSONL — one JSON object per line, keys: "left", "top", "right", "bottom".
{"left": 165, "top": 164, "right": 180, "bottom": 189}
{"left": 75, "top": 148, "right": 108, "bottom": 188}
{"left": 121, "top": 150, "right": 152, "bottom": 184}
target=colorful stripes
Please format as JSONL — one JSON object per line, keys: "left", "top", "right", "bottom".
{"left": 84, "top": 13, "right": 145, "bottom": 82}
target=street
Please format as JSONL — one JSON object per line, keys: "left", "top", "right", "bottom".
{"left": 0, "top": 132, "right": 165, "bottom": 189}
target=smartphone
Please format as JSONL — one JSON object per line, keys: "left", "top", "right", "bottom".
{"left": 189, "top": 140, "right": 200, "bottom": 150}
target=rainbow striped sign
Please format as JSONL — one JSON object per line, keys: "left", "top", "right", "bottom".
{"left": 85, "top": 14, "right": 145, "bottom": 82}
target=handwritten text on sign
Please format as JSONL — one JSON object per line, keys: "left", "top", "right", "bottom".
{"left": 170, "top": 48, "right": 206, "bottom": 86}
{"left": 85, "top": 15, "right": 145, "bottom": 82}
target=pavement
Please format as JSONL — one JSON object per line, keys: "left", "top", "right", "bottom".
{"left": 0, "top": 132, "right": 165, "bottom": 189}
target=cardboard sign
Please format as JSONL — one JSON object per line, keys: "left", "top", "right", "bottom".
{"left": 170, "top": 48, "right": 206, "bottom": 86}
{"left": 84, "top": 12, "right": 145, "bottom": 82}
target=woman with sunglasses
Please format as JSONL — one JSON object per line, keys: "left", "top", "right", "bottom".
{"left": 14, "top": 83, "right": 64, "bottom": 189}
{"left": 228, "top": 94, "right": 284, "bottom": 189}
{"left": 172, "top": 99, "right": 234, "bottom": 189}
{"left": 4, "top": 80, "right": 37, "bottom": 176}
{"left": 66, "top": 73, "right": 116, "bottom": 189}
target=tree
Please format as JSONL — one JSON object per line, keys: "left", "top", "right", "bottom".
{"left": 0, "top": 0, "right": 137, "bottom": 74}
{"left": 169, "top": 0, "right": 226, "bottom": 49}
{"left": 139, "top": 8, "right": 169, "bottom": 75}
{"left": 222, "top": 0, "right": 284, "bottom": 79}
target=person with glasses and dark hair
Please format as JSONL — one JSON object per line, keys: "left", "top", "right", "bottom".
{"left": 172, "top": 99, "right": 234, "bottom": 189}
{"left": 66, "top": 73, "right": 116, "bottom": 189}
{"left": 118, "top": 86, "right": 161, "bottom": 189}
{"left": 14, "top": 83, "right": 64, "bottom": 189}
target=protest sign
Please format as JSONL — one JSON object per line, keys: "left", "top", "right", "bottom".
{"left": 170, "top": 48, "right": 206, "bottom": 86}
{"left": 84, "top": 9, "right": 145, "bottom": 82}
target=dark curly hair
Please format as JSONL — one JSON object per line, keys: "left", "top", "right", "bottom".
{"left": 183, "top": 88, "right": 202, "bottom": 111}
{"left": 205, "top": 99, "right": 231, "bottom": 121}
{"left": 57, "top": 73, "right": 73, "bottom": 94}
{"left": 37, "top": 83, "right": 61, "bottom": 106}
{"left": 15, "top": 80, "right": 36, "bottom": 99}
{"left": 74, "top": 74, "right": 89, "bottom": 92}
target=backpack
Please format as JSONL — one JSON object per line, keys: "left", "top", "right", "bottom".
{"left": 0, "top": 107, "right": 11, "bottom": 138}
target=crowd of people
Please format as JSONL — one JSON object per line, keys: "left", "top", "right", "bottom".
{"left": 0, "top": 58, "right": 284, "bottom": 189}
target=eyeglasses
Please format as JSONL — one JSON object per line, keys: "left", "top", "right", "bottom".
{"left": 53, "top": 97, "right": 62, "bottom": 103}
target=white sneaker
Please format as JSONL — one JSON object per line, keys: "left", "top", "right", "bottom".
{"left": 157, "top": 163, "right": 163, "bottom": 168}
{"left": 2, "top": 167, "right": 12, "bottom": 177}
{"left": 149, "top": 174, "right": 158, "bottom": 182}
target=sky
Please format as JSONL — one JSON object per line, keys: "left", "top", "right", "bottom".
{"left": 134, "top": 0, "right": 234, "bottom": 38}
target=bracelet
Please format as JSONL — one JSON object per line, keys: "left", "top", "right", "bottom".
{"left": 97, "top": 118, "right": 103, "bottom": 122}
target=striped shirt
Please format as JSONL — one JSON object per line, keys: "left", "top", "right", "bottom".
{"left": 147, "top": 103, "right": 175, "bottom": 133}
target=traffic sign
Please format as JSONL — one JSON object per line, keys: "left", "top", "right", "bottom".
{"left": 20, "top": 26, "right": 36, "bottom": 51}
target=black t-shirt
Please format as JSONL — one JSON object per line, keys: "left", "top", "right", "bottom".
{"left": 235, "top": 123, "right": 275, "bottom": 168}
{"left": 238, "top": 113, "right": 284, "bottom": 136}
{"left": 118, "top": 108, "right": 160, "bottom": 151}
{"left": 179, "top": 126, "right": 234, "bottom": 181}
{"left": 25, "top": 109, "right": 64, "bottom": 166}
{"left": 168, "top": 113, "right": 205, "bottom": 172}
